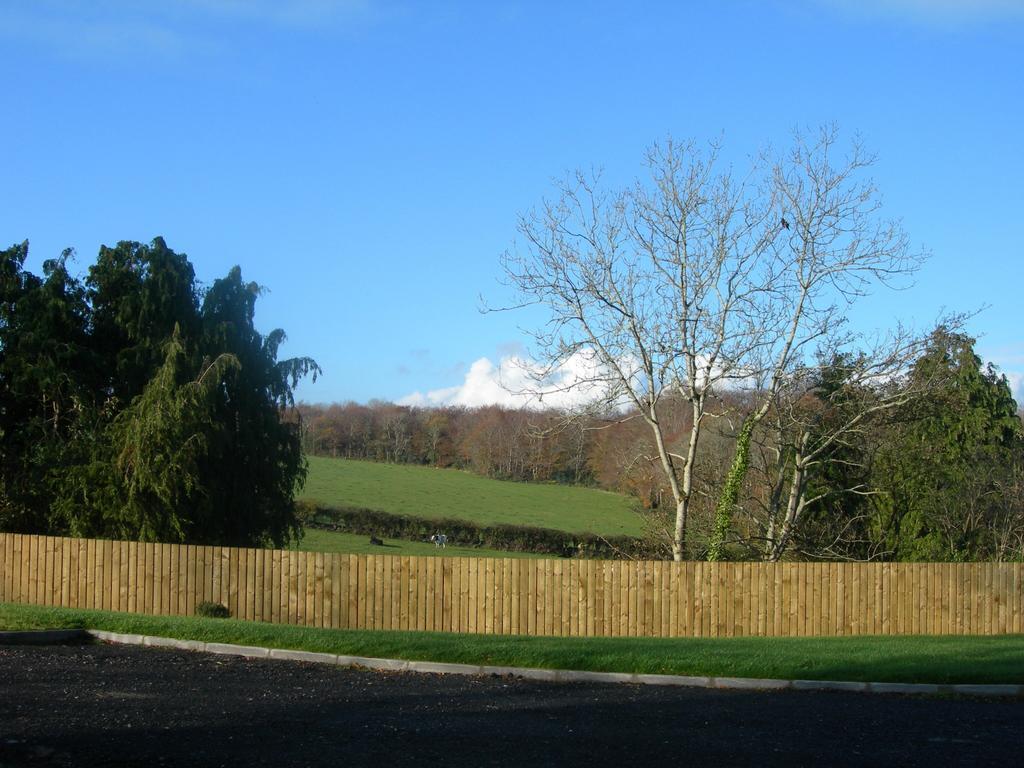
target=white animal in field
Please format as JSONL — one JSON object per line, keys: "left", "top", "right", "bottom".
{"left": 430, "top": 533, "right": 448, "bottom": 548}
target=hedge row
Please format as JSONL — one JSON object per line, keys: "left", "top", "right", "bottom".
{"left": 296, "top": 501, "right": 659, "bottom": 560}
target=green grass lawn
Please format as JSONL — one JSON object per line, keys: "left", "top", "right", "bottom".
{"left": 4, "top": 602, "right": 1023, "bottom": 685}
{"left": 293, "top": 528, "right": 545, "bottom": 559}
{"left": 301, "top": 457, "right": 644, "bottom": 536}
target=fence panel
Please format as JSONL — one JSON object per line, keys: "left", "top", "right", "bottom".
{"left": 2, "top": 532, "right": 1022, "bottom": 637}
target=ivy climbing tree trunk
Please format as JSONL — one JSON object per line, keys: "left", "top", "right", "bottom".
{"left": 708, "top": 414, "right": 756, "bottom": 561}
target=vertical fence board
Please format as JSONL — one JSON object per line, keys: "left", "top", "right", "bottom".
{"left": 390, "top": 555, "right": 402, "bottom": 631}
{"left": 42, "top": 536, "right": 51, "bottom": 607}
{"left": 12, "top": 535, "right": 23, "bottom": 604}
{"left": 454, "top": 558, "right": 466, "bottom": 634}
{"left": 14, "top": 534, "right": 24, "bottom": 604}
{"left": 414, "top": 555, "right": 426, "bottom": 632}
{"left": 370, "top": 555, "right": 382, "bottom": 630}
{"left": 380, "top": 556, "right": 392, "bottom": 631}
{"left": 59, "top": 538, "right": 71, "bottom": 608}
{"left": 268, "top": 549, "right": 280, "bottom": 624}
{"left": 737, "top": 563, "right": 749, "bottom": 638}
{"left": 1, "top": 535, "right": 11, "bottom": 603}
{"left": 27, "top": 535, "right": 38, "bottom": 607}
{"left": 37, "top": 537, "right": 49, "bottom": 607}
{"left": 292, "top": 550, "right": 304, "bottom": 626}
{"left": 439, "top": 557, "right": 451, "bottom": 633}
{"left": 251, "top": 548, "right": 263, "bottom": 623}
{"left": 717, "top": 563, "right": 728, "bottom": 638}
{"left": 9, "top": 535, "right": 17, "bottom": 603}
{"left": 222, "top": 547, "right": 233, "bottom": 620}
{"left": 527, "top": 558, "right": 537, "bottom": 635}
{"left": 211, "top": 545, "right": 222, "bottom": 609}
{"left": 304, "top": 552, "right": 316, "bottom": 628}
{"left": 165, "top": 543, "right": 178, "bottom": 617}
{"left": 537, "top": 561, "right": 548, "bottom": 637}
{"left": 314, "top": 551, "right": 325, "bottom": 628}
{"left": 0, "top": 535, "right": 7, "bottom": 603}
{"left": 499, "top": 558, "right": 510, "bottom": 635}
{"left": 39, "top": 536, "right": 50, "bottom": 607}
{"left": 248, "top": 548, "right": 259, "bottom": 622}
{"left": 1013, "top": 564, "right": 1022, "bottom": 635}
{"left": 331, "top": 554, "right": 343, "bottom": 629}
{"left": 398, "top": 556, "right": 410, "bottom": 632}
{"left": 343, "top": 555, "right": 356, "bottom": 630}
{"left": 162, "top": 543, "right": 173, "bottom": 616}
{"left": 483, "top": 559, "right": 494, "bottom": 635}
{"left": 554, "top": 560, "right": 566, "bottom": 637}
{"left": 42, "top": 537, "right": 54, "bottom": 607}
{"left": 423, "top": 558, "right": 435, "bottom": 632}
{"left": 29, "top": 536, "right": 39, "bottom": 606}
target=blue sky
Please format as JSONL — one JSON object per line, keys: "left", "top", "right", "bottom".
{"left": 2, "top": 0, "right": 1022, "bottom": 405}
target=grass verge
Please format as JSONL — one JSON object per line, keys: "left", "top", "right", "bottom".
{"left": 3, "top": 602, "right": 1023, "bottom": 684}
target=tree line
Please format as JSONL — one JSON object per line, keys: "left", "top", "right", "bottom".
{"left": 0, "top": 238, "right": 318, "bottom": 546}
{"left": 297, "top": 401, "right": 594, "bottom": 484}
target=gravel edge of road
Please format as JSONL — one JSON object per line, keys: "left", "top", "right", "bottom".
{"left": 14, "top": 629, "right": 1001, "bottom": 698}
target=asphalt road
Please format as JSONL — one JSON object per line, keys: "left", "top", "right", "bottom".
{"left": 1, "top": 642, "right": 1021, "bottom": 767}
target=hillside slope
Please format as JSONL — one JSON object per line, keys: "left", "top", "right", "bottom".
{"left": 300, "top": 457, "right": 643, "bottom": 537}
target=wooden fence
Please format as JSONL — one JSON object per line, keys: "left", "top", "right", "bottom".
{"left": 1, "top": 533, "right": 1021, "bottom": 637}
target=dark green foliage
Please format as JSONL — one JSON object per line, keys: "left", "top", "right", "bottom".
{"left": 0, "top": 238, "right": 319, "bottom": 547}
{"left": 1, "top": 244, "right": 98, "bottom": 533}
{"left": 106, "top": 330, "right": 240, "bottom": 543}
{"left": 194, "top": 268, "right": 320, "bottom": 546}
{"left": 792, "top": 331, "right": 1024, "bottom": 562}
{"left": 300, "top": 502, "right": 658, "bottom": 559}
{"left": 195, "top": 601, "right": 231, "bottom": 619}
{"left": 783, "top": 354, "right": 884, "bottom": 561}
{"left": 871, "top": 329, "right": 1023, "bottom": 561}
{"left": 86, "top": 238, "right": 202, "bottom": 403}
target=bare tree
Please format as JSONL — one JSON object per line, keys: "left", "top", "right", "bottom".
{"left": 498, "top": 126, "right": 922, "bottom": 561}
{"left": 756, "top": 328, "right": 955, "bottom": 561}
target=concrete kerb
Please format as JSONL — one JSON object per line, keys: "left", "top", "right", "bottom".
{"left": 713, "top": 677, "right": 792, "bottom": 691}
{"left": 78, "top": 630, "right": 1023, "bottom": 698}
{"left": 792, "top": 679, "right": 869, "bottom": 693}
{"left": 340, "top": 656, "right": 410, "bottom": 672}
{"left": 636, "top": 673, "right": 713, "bottom": 687}
{"left": 410, "top": 660, "right": 485, "bottom": 676}
{"left": 204, "top": 642, "right": 270, "bottom": 659}
{"left": 269, "top": 648, "right": 339, "bottom": 665}
{"left": 867, "top": 681, "right": 940, "bottom": 695}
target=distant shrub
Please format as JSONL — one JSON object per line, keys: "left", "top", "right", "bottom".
{"left": 196, "top": 601, "right": 230, "bottom": 619}
{"left": 302, "top": 503, "right": 659, "bottom": 559}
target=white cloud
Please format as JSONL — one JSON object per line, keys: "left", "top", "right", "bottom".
{"left": 979, "top": 347, "right": 1024, "bottom": 405}
{"left": 398, "top": 349, "right": 625, "bottom": 410}
{"left": 0, "top": 5, "right": 197, "bottom": 60}
{"left": 1002, "top": 371, "right": 1024, "bottom": 404}
{"left": 0, "top": 0, "right": 382, "bottom": 61}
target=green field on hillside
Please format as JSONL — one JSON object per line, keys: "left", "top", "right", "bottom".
{"left": 293, "top": 529, "right": 545, "bottom": 559}
{"left": 301, "top": 457, "right": 643, "bottom": 536}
